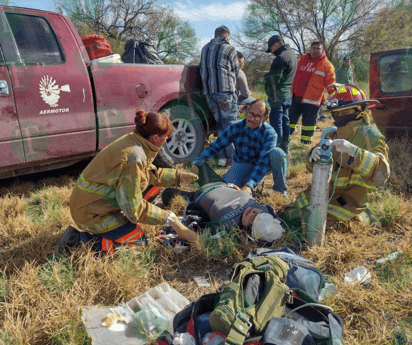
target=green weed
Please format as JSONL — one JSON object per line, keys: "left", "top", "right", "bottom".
{"left": 38, "top": 254, "right": 77, "bottom": 293}
{"left": 52, "top": 321, "right": 92, "bottom": 345}
{"left": 199, "top": 223, "right": 239, "bottom": 259}
{"left": 376, "top": 253, "right": 412, "bottom": 290}
{"left": 25, "top": 188, "right": 63, "bottom": 227}
{"left": 116, "top": 245, "right": 155, "bottom": 277}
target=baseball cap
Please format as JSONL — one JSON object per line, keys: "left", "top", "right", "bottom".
{"left": 266, "top": 35, "right": 282, "bottom": 53}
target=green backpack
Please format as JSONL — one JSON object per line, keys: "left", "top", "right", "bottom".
{"left": 209, "top": 255, "right": 290, "bottom": 345}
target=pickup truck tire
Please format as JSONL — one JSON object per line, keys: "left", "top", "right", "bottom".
{"left": 154, "top": 104, "right": 206, "bottom": 168}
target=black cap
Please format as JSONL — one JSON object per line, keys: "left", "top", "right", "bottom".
{"left": 266, "top": 35, "right": 282, "bottom": 53}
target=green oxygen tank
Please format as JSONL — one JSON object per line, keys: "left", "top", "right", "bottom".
{"left": 306, "top": 126, "right": 337, "bottom": 246}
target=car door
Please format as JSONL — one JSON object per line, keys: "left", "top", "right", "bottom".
{"left": 0, "top": 8, "right": 95, "bottom": 166}
{"left": 0, "top": 44, "right": 24, "bottom": 171}
{"left": 370, "top": 48, "right": 412, "bottom": 136}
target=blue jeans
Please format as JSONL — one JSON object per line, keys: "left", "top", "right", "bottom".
{"left": 207, "top": 92, "right": 238, "bottom": 164}
{"left": 269, "top": 99, "right": 291, "bottom": 145}
{"left": 222, "top": 147, "right": 288, "bottom": 193}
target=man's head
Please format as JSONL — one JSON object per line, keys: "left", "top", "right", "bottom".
{"left": 241, "top": 207, "right": 263, "bottom": 227}
{"left": 237, "top": 51, "right": 245, "bottom": 69}
{"left": 242, "top": 208, "right": 284, "bottom": 241}
{"left": 244, "top": 99, "right": 270, "bottom": 130}
{"left": 215, "top": 25, "right": 231, "bottom": 41}
{"left": 266, "top": 35, "right": 284, "bottom": 54}
{"left": 342, "top": 56, "right": 351, "bottom": 67}
{"left": 309, "top": 41, "right": 323, "bottom": 60}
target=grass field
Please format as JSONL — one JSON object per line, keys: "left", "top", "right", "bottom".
{"left": 0, "top": 117, "right": 411, "bottom": 344}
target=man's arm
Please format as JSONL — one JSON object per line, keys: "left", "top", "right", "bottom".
{"left": 325, "top": 61, "right": 336, "bottom": 94}
{"left": 192, "top": 125, "right": 234, "bottom": 166}
{"left": 169, "top": 215, "right": 199, "bottom": 243}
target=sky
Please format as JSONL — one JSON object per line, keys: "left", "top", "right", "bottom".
{"left": 9, "top": 0, "right": 250, "bottom": 53}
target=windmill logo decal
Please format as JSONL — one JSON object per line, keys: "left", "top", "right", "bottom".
{"left": 39, "top": 76, "right": 71, "bottom": 108}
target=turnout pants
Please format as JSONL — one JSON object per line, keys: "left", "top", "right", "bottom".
{"left": 289, "top": 101, "right": 320, "bottom": 144}
{"left": 79, "top": 185, "right": 161, "bottom": 254}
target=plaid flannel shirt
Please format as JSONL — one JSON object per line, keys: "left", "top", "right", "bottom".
{"left": 200, "top": 37, "right": 239, "bottom": 94}
{"left": 192, "top": 120, "right": 278, "bottom": 190}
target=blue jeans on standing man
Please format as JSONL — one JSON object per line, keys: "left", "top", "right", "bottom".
{"left": 207, "top": 92, "right": 238, "bottom": 165}
{"left": 268, "top": 96, "right": 291, "bottom": 153}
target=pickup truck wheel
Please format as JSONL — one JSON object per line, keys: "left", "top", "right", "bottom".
{"left": 153, "top": 105, "right": 206, "bottom": 168}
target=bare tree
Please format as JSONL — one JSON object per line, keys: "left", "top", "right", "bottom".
{"left": 239, "top": 0, "right": 390, "bottom": 60}
{"left": 54, "top": 0, "right": 156, "bottom": 39}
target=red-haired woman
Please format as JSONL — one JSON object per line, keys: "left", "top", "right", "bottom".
{"left": 57, "top": 109, "right": 199, "bottom": 254}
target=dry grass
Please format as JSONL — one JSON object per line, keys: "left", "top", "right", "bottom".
{"left": 0, "top": 123, "right": 411, "bottom": 344}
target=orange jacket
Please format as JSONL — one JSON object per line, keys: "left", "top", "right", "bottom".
{"left": 292, "top": 51, "right": 335, "bottom": 107}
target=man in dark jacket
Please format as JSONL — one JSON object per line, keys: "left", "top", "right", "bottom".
{"left": 263, "top": 35, "right": 297, "bottom": 155}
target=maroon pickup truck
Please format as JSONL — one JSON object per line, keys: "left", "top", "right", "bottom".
{"left": 0, "top": 6, "right": 213, "bottom": 179}
{"left": 370, "top": 48, "right": 412, "bottom": 137}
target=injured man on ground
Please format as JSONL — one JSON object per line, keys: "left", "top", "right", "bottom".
{"left": 160, "top": 182, "right": 285, "bottom": 245}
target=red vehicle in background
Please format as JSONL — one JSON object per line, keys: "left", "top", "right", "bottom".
{"left": 370, "top": 48, "right": 412, "bottom": 137}
{"left": 0, "top": 6, "right": 212, "bottom": 179}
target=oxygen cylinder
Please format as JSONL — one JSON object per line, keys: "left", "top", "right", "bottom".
{"left": 306, "top": 126, "right": 336, "bottom": 246}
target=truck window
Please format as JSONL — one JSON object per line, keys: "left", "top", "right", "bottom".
{"left": 379, "top": 53, "right": 412, "bottom": 93}
{"left": 5, "top": 13, "right": 64, "bottom": 65}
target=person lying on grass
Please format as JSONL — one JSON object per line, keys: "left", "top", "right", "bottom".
{"left": 55, "top": 109, "right": 199, "bottom": 254}
{"left": 161, "top": 182, "right": 285, "bottom": 244}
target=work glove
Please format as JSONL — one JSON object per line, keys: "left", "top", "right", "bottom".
{"left": 309, "top": 147, "right": 322, "bottom": 162}
{"left": 180, "top": 171, "right": 198, "bottom": 184}
{"left": 333, "top": 139, "right": 358, "bottom": 157}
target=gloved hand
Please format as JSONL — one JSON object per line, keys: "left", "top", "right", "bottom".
{"left": 333, "top": 139, "right": 358, "bottom": 157}
{"left": 309, "top": 147, "right": 322, "bottom": 162}
{"left": 180, "top": 171, "right": 198, "bottom": 184}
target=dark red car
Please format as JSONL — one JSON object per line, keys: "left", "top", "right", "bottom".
{"left": 370, "top": 48, "right": 412, "bottom": 137}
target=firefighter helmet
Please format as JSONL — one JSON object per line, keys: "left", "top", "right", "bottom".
{"left": 324, "top": 84, "right": 379, "bottom": 112}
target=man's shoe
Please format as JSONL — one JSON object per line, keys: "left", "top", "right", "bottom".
{"left": 54, "top": 226, "right": 80, "bottom": 253}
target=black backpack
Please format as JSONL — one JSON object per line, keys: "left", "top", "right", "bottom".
{"left": 121, "top": 39, "right": 164, "bottom": 64}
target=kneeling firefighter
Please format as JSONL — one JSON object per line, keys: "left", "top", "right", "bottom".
{"left": 283, "top": 84, "right": 390, "bottom": 238}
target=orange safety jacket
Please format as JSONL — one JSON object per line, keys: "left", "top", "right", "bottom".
{"left": 70, "top": 131, "right": 182, "bottom": 234}
{"left": 292, "top": 52, "right": 336, "bottom": 107}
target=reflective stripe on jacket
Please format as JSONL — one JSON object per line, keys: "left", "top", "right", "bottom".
{"left": 70, "top": 131, "right": 181, "bottom": 234}
{"left": 287, "top": 110, "right": 390, "bottom": 225}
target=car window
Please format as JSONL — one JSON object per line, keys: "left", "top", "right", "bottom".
{"left": 379, "top": 53, "right": 412, "bottom": 93}
{"left": 5, "top": 13, "right": 64, "bottom": 65}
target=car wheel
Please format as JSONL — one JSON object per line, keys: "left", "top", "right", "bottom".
{"left": 153, "top": 104, "right": 206, "bottom": 168}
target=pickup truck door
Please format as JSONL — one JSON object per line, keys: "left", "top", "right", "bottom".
{"left": 0, "top": 45, "right": 24, "bottom": 169}
{"left": 0, "top": 9, "right": 95, "bottom": 166}
{"left": 370, "top": 48, "right": 412, "bottom": 134}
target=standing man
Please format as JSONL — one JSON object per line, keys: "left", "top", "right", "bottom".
{"left": 192, "top": 99, "right": 288, "bottom": 197}
{"left": 200, "top": 25, "right": 240, "bottom": 167}
{"left": 289, "top": 41, "right": 336, "bottom": 144}
{"left": 263, "top": 35, "right": 297, "bottom": 155}
{"left": 335, "top": 56, "right": 354, "bottom": 85}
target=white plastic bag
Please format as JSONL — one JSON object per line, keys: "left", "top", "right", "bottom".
{"left": 344, "top": 266, "right": 371, "bottom": 284}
